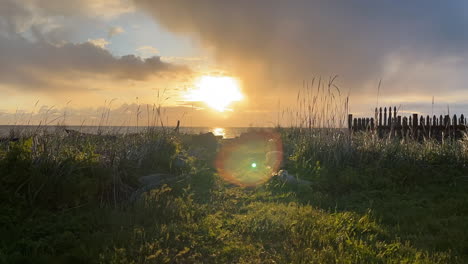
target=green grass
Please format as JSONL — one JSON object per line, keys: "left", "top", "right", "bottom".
{"left": 0, "top": 128, "right": 467, "bottom": 263}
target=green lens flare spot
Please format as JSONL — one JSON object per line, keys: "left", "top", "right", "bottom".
{"left": 251, "top": 162, "right": 257, "bottom": 168}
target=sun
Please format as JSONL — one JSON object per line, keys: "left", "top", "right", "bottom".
{"left": 186, "top": 76, "right": 243, "bottom": 112}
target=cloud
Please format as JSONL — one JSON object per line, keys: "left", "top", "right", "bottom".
{"left": 136, "top": 45, "right": 159, "bottom": 55}
{"left": 0, "top": 0, "right": 133, "bottom": 36}
{"left": 88, "top": 38, "right": 110, "bottom": 49}
{"left": 31, "top": 0, "right": 134, "bottom": 19}
{"left": 0, "top": 0, "right": 41, "bottom": 36}
{"left": 134, "top": 0, "right": 468, "bottom": 102}
{"left": 162, "top": 56, "right": 204, "bottom": 63}
{"left": 0, "top": 35, "right": 188, "bottom": 91}
{"left": 0, "top": 0, "right": 134, "bottom": 49}
{"left": 108, "top": 26, "right": 125, "bottom": 38}
{"left": 0, "top": 0, "right": 192, "bottom": 94}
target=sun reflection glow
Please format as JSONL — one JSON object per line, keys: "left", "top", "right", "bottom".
{"left": 185, "top": 76, "right": 243, "bottom": 112}
{"left": 212, "top": 127, "right": 226, "bottom": 137}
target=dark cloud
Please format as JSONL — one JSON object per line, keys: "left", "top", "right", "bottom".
{"left": 0, "top": 0, "right": 34, "bottom": 36}
{"left": 0, "top": 0, "right": 133, "bottom": 21}
{"left": 0, "top": 35, "right": 187, "bottom": 91}
{"left": 134, "top": 0, "right": 468, "bottom": 98}
{"left": 0, "top": 0, "right": 132, "bottom": 42}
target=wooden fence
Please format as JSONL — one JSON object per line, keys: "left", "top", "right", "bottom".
{"left": 348, "top": 106, "right": 467, "bottom": 139}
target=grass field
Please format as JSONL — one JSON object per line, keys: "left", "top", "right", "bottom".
{"left": 1, "top": 127, "right": 467, "bottom": 263}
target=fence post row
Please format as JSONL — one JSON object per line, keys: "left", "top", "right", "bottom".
{"left": 347, "top": 106, "right": 467, "bottom": 139}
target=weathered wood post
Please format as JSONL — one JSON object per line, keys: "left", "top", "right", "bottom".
{"left": 403, "top": 116, "right": 408, "bottom": 139}
{"left": 413, "top": 114, "right": 418, "bottom": 128}
{"left": 432, "top": 115, "right": 437, "bottom": 139}
{"left": 378, "top": 107, "right": 383, "bottom": 127}
{"left": 389, "top": 107, "right": 395, "bottom": 137}
{"left": 444, "top": 115, "right": 450, "bottom": 140}
{"left": 453, "top": 115, "right": 458, "bottom": 138}
{"left": 420, "top": 116, "right": 425, "bottom": 139}
{"left": 461, "top": 114, "right": 466, "bottom": 137}
{"left": 375, "top": 108, "right": 378, "bottom": 124}
{"left": 412, "top": 113, "right": 418, "bottom": 139}
{"left": 388, "top": 107, "right": 392, "bottom": 127}
{"left": 426, "top": 115, "right": 431, "bottom": 138}
{"left": 397, "top": 116, "right": 402, "bottom": 137}
{"left": 378, "top": 107, "right": 383, "bottom": 136}
{"left": 384, "top": 107, "right": 388, "bottom": 127}
{"left": 348, "top": 114, "right": 353, "bottom": 132}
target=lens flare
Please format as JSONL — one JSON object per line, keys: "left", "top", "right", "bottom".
{"left": 215, "top": 130, "right": 283, "bottom": 187}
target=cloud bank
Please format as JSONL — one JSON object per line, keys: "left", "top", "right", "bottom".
{"left": 0, "top": 36, "right": 186, "bottom": 91}
{"left": 135, "top": 0, "right": 468, "bottom": 103}
{"left": 0, "top": 0, "right": 188, "bottom": 93}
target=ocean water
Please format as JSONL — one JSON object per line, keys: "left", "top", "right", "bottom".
{"left": 0, "top": 125, "right": 265, "bottom": 139}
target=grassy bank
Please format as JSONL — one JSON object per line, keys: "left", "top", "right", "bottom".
{"left": 0, "top": 128, "right": 467, "bottom": 263}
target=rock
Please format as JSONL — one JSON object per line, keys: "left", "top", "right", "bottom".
{"left": 185, "top": 132, "right": 219, "bottom": 161}
{"left": 173, "top": 155, "right": 189, "bottom": 169}
{"left": 138, "top": 173, "right": 170, "bottom": 185}
{"left": 273, "top": 170, "right": 312, "bottom": 185}
{"left": 191, "top": 132, "right": 218, "bottom": 151}
{"left": 129, "top": 173, "right": 189, "bottom": 202}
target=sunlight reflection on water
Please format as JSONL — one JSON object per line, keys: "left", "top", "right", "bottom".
{"left": 212, "top": 127, "right": 226, "bottom": 137}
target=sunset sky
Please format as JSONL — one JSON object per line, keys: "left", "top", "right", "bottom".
{"left": 1, "top": 0, "right": 468, "bottom": 127}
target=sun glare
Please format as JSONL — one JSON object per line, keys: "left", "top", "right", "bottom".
{"left": 186, "top": 76, "right": 243, "bottom": 112}
{"left": 212, "top": 127, "right": 226, "bottom": 137}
